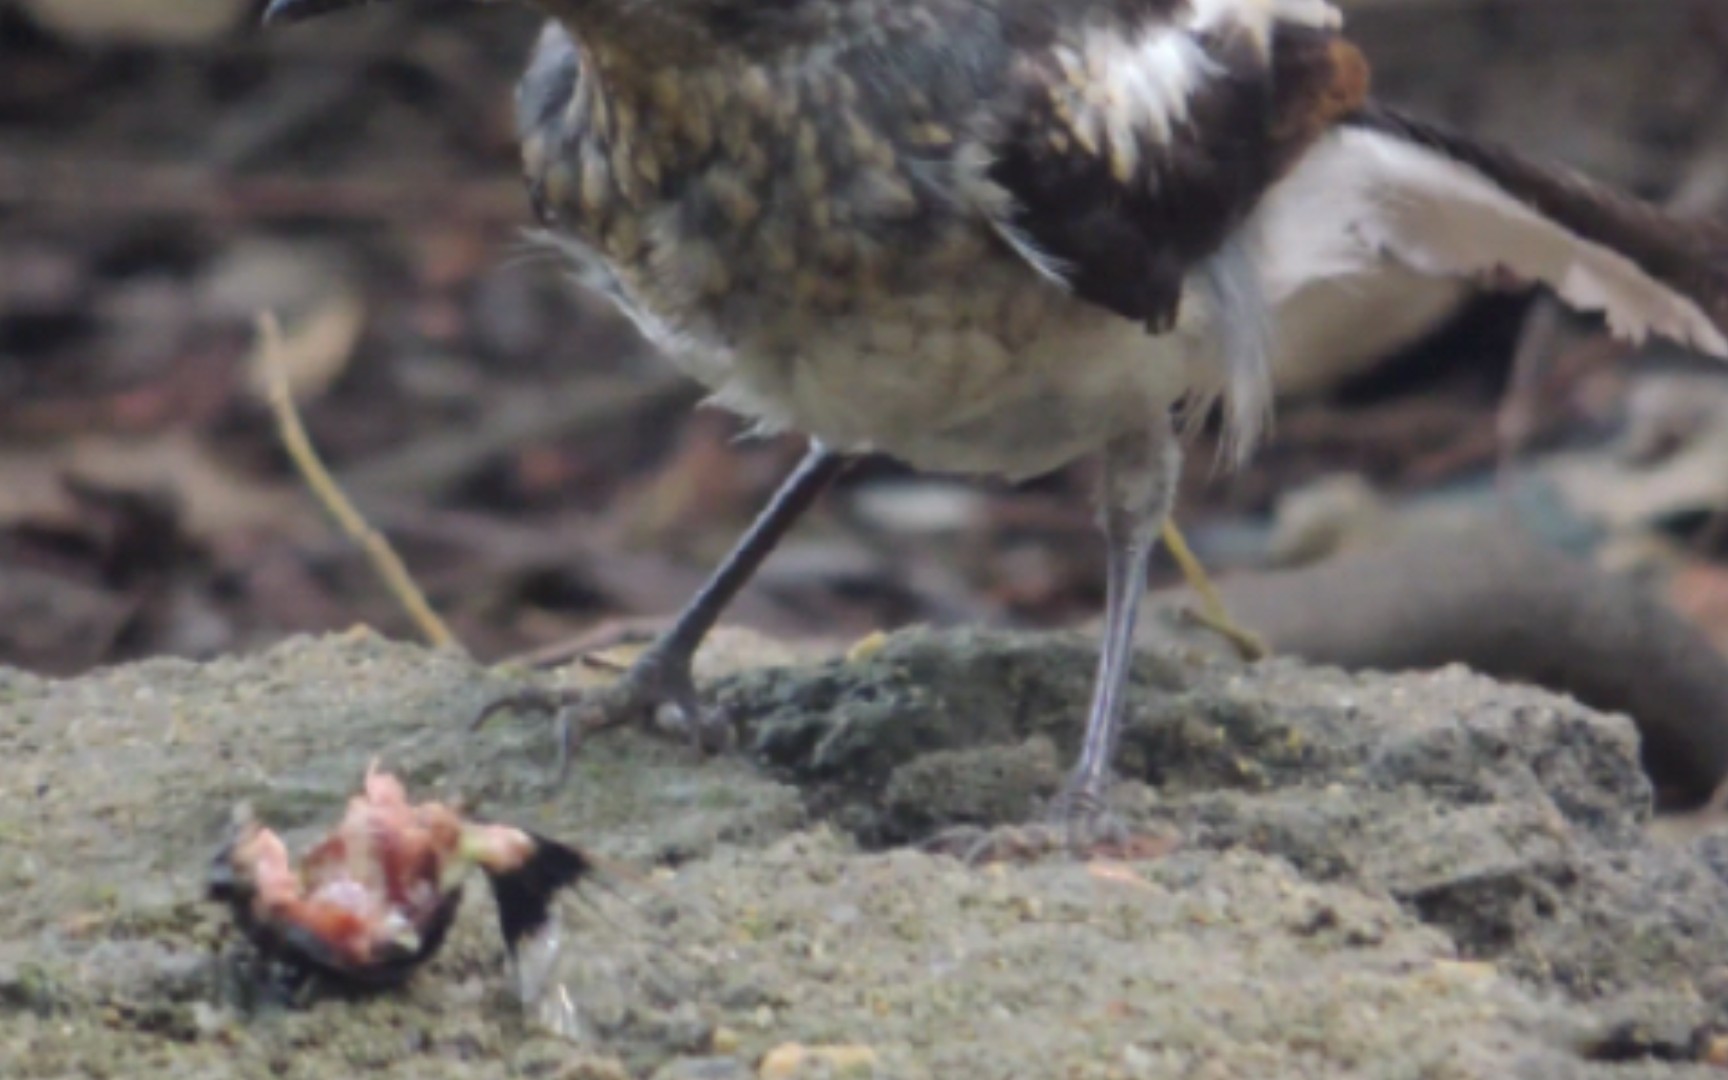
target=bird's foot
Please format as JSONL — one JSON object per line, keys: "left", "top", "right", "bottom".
{"left": 473, "top": 641, "right": 727, "bottom": 784}
{"left": 922, "top": 774, "right": 1174, "bottom": 865}
{"left": 1042, "top": 772, "right": 1129, "bottom": 850}
{"left": 921, "top": 821, "right": 1070, "bottom": 865}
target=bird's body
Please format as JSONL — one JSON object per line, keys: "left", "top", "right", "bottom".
{"left": 536, "top": 175, "right": 1198, "bottom": 481}
{"left": 514, "top": 0, "right": 1362, "bottom": 478}
{"left": 513, "top": 0, "right": 1727, "bottom": 479}
{"left": 268, "top": 0, "right": 1728, "bottom": 838}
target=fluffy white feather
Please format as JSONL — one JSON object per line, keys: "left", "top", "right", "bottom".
{"left": 1187, "top": 0, "right": 1342, "bottom": 48}
{"left": 1054, "top": 0, "right": 1344, "bottom": 193}
{"left": 1057, "top": 23, "right": 1216, "bottom": 181}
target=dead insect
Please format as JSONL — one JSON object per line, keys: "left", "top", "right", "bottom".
{"left": 208, "top": 765, "right": 591, "bottom": 988}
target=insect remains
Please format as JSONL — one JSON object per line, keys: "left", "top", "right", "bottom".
{"left": 208, "top": 765, "right": 593, "bottom": 990}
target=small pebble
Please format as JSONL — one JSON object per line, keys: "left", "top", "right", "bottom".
{"left": 758, "top": 1043, "right": 878, "bottom": 1079}
{"left": 650, "top": 1057, "right": 752, "bottom": 1080}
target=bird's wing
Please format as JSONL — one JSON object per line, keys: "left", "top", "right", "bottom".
{"left": 1254, "top": 105, "right": 1728, "bottom": 358}
{"left": 981, "top": 0, "right": 1365, "bottom": 454}
{"left": 985, "top": 0, "right": 1366, "bottom": 333}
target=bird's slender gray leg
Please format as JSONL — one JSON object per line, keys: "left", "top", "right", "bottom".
{"left": 476, "top": 440, "right": 845, "bottom": 774}
{"left": 637, "top": 440, "right": 846, "bottom": 700}
{"left": 1056, "top": 416, "right": 1180, "bottom": 823}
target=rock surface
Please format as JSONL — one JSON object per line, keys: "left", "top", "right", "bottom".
{"left": 2, "top": 626, "right": 1727, "bottom": 1077}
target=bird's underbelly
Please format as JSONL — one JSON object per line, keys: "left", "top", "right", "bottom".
{"left": 661, "top": 272, "right": 1208, "bottom": 481}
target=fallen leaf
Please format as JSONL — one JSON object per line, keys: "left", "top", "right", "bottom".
{"left": 0, "top": 432, "right": 312, "bottom": 542}
{"left": 17, "top": 0, "right": 247, "bottom": 45}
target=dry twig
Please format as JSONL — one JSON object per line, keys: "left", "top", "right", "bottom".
{"left": 255, "top": 312, "right": 463, "bottom": 653}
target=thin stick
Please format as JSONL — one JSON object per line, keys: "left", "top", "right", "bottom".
{"left": 255, "top": 312, "right": 463, "bottom": 653}
{"left": 1159, "top": 519, "right": 1267, "bottom": 661}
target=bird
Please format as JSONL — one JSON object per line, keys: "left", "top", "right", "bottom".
{"left": 264, "top": 0, "right": 1728, "bottom": 841}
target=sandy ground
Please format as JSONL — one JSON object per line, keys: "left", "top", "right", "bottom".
{"left": 4, "top": 627, "right": 1728, "bottom": 1078}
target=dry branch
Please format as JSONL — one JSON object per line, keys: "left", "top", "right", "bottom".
{"left": 255, "top": 312, "right": 463, "bottom": 653}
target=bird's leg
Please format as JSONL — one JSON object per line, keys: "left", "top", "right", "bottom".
{"left": 928, "top": 422, "right": 1183, "bottom": 861}
{"left": 1158, "top": 519, "right": 1267, "bottom": 660}
{"left": 475, "top": 441, "right": 846, "bottom": 781}
{"left": 1049, "top": 420, "right": 1181, "bottom": 841}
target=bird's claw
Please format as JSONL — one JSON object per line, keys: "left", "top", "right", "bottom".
{"left": 1044, "top": 778, "right": 1119, "bottom": 846}
{"left": 921, "top": 822, "right": 1070, "bottom": 865}
{"left": 473, "top": 645, "right": 729, "bottom": 784}
{"left": 921, "top": 774, "right": 1157, "bottom": 864}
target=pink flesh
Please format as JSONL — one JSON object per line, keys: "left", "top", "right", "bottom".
{"left": 234, "top": 769, "right": 469, "bottom": 966}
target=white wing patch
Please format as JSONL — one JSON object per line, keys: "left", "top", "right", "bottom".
{"left": 1252, "top": 126, "right": 1728, "bottom": 359}
{"left": 1186, "top": 0, "right": 1342, "bottom": 50}
{"left": 1052, "top": 0, "right": 1343, "bottom": 184}
{"left": 1053, "top": 24, "right": 1217, "bottom": 182}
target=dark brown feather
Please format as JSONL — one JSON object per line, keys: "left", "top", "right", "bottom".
{"left": 1269, "top": 29, "right": 1369, "bottom": 176}
{"left": 989, "top": 16, "right": 1369, "bottom": 332}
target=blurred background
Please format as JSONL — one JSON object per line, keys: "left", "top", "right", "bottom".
{"left": 3, "top": 0, "right": 1728, "bottom": 677}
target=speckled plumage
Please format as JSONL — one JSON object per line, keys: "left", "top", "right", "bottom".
{"left": 515, "top": 0, "right": 1357, "bottom": 478}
